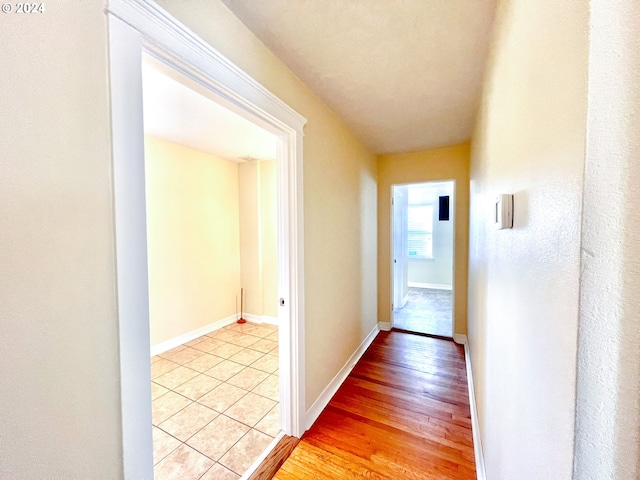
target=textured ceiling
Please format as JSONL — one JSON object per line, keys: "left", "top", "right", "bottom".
{"left": 142, "top": 55, "right": 277, "bottom": 162}
{"left": 221, "top": 0, "right": 497, "bottom": 154}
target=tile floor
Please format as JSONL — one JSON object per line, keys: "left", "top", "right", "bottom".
{"left": 151, "top": 322, "right": 280, "bottom": 479}
{"left": 393, "top": 287, "right": 453, "bottom": 337}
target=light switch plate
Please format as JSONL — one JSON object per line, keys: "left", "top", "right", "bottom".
{"left": 495, "top": 194, "right": 514, "bottom": 229}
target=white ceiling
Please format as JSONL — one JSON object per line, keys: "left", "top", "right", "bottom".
{"left": 221, "top": 0, "right": 497, "bottom": 154}
{"left": 141, "top": 56, "right": 277, "bottom": 162}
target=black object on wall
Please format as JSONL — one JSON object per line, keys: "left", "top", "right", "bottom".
{"left": 439, "top": 196, "right": 450, "bottom": 221}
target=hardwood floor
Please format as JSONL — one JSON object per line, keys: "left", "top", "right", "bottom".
{"left": 274, "top": 331, "right": 476, "bottom": 479}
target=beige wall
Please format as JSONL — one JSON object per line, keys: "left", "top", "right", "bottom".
{"left": 145, "top": 136, "right": 241, "bottom": 346}
{"left": 238, "top": 160, "right": 278, "bottom": 319}
{"left": 260, "top": 161, "right": 278, "bottom": 318}
{"left": 467, "top": 0, "right": 588, "bottom": 478}
{"left": 0, "top": 1, "right": 124, "bottom": 477}
{"left": 238, "top": 161, "right": 261, "bottom": 316}
{"left": 377, "top": 145, "right": 470, "bottom": 335}
{"left": 157, "top": 0, "right": 378, "bottom": 409}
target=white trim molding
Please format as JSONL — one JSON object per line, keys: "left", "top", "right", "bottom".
{"left": 261, "top": 315, "right": 279, "bottom": 326}
{"left": 150, "top": 314, "right": 237, "bottom": 357}
{"left": 107, "top": 0, "right": 306, "bottom": 133}
{"left": 106, "top": 1, "right": 307, "bottom": 477}
{"left": 305, "top": 324, "right": 380, "bottom": 430}
{"left": 108, "top": 15, "right": 154, "bottom": 479}
{"left": 240, "top": 313, "right": 279, "bottom": 326}
{"left": 239, "top": 313, "right": 261, "bottom": 324}
{"left": 455, "top": 334, "right": 486, "bottom": 480}
{"left": 378, "top": 321, "right": 392, "bottom": 331}
{"left": 408, "top": 282, "right": 453, "bottom": 291}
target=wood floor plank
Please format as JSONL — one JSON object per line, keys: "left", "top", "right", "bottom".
{"left": 311, "top": 407, "right": 475, "bottom": 469}
{"left": 327, "top": 394, "right": 475, "bottom": 457}
{"left": 344, "top": 376, "right": 472, "bottom": 421}
{"left": 351, "top": 364, "right": 470, "bottom": 402}
{"left": 274, "top": 331, "right": 476, "bottom": 479}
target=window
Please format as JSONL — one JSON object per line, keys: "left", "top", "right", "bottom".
{"left": 407, "top": 205, "right": 433, "bottom": 258}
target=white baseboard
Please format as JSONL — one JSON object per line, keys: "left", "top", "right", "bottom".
{"left": 408, "top": 282, "right": 453, "bottom": 291}
{"left": 456, "top": 334, "right": 486, "bottom": 480}
{"left": 305, "top": 324, "right": 380, "bottom": 430}
{"left": 260, "top": 315, "right": 279, "bottom": 326}
{"left": 239, "top": 313, "right": 279, "bottom": 326}
{"left": 240, "top": 313, "right": 261, "bottom": 323}
{"left": 150, "top": 314, "right": 237, "bottom": 357}
{"left": 378, "top": 321, "right": 392, "bottom": 331}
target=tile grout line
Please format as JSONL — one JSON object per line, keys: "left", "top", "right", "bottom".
{"left": 151, "top": 323, "right": 280, "bottom": 479}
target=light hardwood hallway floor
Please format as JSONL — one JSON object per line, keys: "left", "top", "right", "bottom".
{"left": 274, "top": 331, "right": 476, "bottom": 479}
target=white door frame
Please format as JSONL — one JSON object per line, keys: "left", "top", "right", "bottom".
{"left": 391, "top": 186, "right": 408, "bottom": 315}
{"left": 107, "top": 1, "right": 306, "bottom": 477}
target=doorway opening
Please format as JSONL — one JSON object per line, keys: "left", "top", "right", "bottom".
{"left": 107, "top": 4, "right": 306, "bottom": 477}
{"left": 142, "top": 55, "right": 282, "bottom": 478}
{"left": 391, "top": 181, "right": 455, "bottom": 338}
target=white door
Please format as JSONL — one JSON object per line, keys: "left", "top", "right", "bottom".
{"left": 392, "top": 186, "right": 408, "bottom": 315}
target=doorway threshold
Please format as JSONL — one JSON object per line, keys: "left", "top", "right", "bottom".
{"left": 391, "top": 327, "right": 452, "bottom": 342}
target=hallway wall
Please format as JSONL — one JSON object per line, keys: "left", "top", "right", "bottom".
{"left": 0, "top": 1, "right": 123, "bottom": 477}
{"left": 467, "top": 0, "right": 588, "bottom": 478}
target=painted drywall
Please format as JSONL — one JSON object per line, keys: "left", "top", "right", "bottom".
{"left": 238, "top": 161, "right": 261, "bottom": 316}
{"left": 157, "top": 0, "right": 378, "bottom": 410}
{"left": 406, "top": 182, "right": 454, "bottom": 288}
{"left": 573, "top": 0, "right": 640, "bottom": 478}
{"left": 378, "top": 144, "right": 470, "bottom": 335}
{"left": 260, "top": 160, "right": 278, "bottom": 318}
{"left": 467, "top": 0, "right": 588, "bottom": 478}
{"left": 0, "top": 1, "right": 124, "bottom": 478}
{"left": 145, "top": 136, "right": 241, "bottom": 346}
{"left": 238, "top": 160, "right": 278, "bottom": 319}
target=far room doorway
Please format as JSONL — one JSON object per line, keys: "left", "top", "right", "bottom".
{"left": 391, "top": 181, "right": 455, "bottom": 337}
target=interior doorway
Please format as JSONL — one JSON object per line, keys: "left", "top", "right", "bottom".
{"left": 107, "top": 5, "right": 307, "bottom": 477}
{"left": 391, "top": 181, "right": 455, "bottom": 337}
{"left": 142, "top": 55, "right": 283, "bottom": 478}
